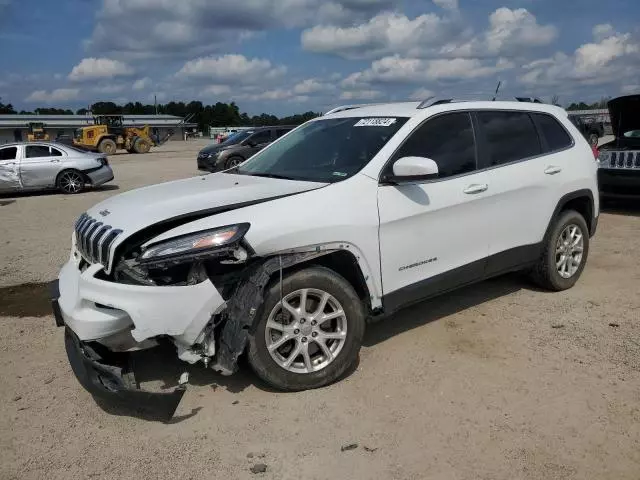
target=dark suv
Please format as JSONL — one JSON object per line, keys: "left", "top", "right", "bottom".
{"left": 197, "top": 126, "right": 295, "bottom": 172}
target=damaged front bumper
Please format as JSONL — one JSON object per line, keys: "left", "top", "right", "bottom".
{"left": 64, "top": 327, "right": 188, "bottom": 420}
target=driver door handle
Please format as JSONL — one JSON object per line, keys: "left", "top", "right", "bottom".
{"left": 463, "top": 183, "right": 488, "bottom": 194}
{"left": 544, "top": 165, "right": 562, "bottom": 175}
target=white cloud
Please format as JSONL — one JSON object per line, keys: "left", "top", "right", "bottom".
{"left": 339, "top": 89, "right": 383, "bottom": 100}
{"left": 87, "top": 0, "right": 401, "bottom": 59}
{"left": 69, "top": 57, "right": 133, "bottom": 81}
{"left": 302, "top": 12, "right": 458, "bottom": 60}
{"left": 484, "top": 8, "right": 557, "bottom": 55}
{"left": 25, "top": 88, "right": 80, "bottom": 103}
{"left": 132, "top": 77, "right": 152, "bottom": 90}
{"left": 342, "top": 54, "right": 512, "bottom": 87}
{"left": 621, "top": 84, "right": 640, "bottom": 94}
{"left": 293, "top": 79, "right": 334, "bottom": 95}
{"left": 302, "top": 8, "right": 555, "bottom": 61}
{"left": 519, "top": 28, "right": 640, "bottom": 88}
{"left": 593, "top": 24, "right": 614, "bottom": 42}
{"left": 177, "top": 54, "right": 286, "bottom": 83}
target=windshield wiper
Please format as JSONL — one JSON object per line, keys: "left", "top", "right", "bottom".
{"left": 244, "top": 173, "right": 298, "bottom": 181}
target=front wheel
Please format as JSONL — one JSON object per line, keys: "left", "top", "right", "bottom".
{"left": 247, "top": 267, "right": 365, "bottom": 391}
{"left": 225, "top": 156, "right": 244, "bottom": 169}
{"left": 531, "top": 209, "right": 589, "bottom": 291}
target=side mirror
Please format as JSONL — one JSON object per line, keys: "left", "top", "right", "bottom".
{"left": 384, "top": 156, "right": 439, "bottom": 184}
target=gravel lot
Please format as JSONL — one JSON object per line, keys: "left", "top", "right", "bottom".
{"left": 1, "top": 140, "right": 639, "bottom": 480}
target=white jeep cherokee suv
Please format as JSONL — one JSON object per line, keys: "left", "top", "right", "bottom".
{"left": 52, "top": 99, "right": 598, "bottom": 418}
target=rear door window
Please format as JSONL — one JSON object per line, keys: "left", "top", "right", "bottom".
{"left": 0, "top": 146, "right": 17, "bottom": 160}
{"left": 476, "top": 111, "right": 541, "bottom": 166}
{"left": 25, "top": 145, "right": 52, "bottom": 158}
{"left": 532, "top": 113, "right": 573, "bottom": 152}
{"left": 393, "top": 112, "right": 477, "bottom": 178}
{"left": 249, "top": 130, "right": 273, "bottom": 145}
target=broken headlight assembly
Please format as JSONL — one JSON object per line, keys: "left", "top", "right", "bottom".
{"left": 139, "top": 223, "right": 250, "bottom": 265}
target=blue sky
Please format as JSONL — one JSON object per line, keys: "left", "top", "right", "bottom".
{"left": 0, "top": 0, "right": 639, "bottom": 115}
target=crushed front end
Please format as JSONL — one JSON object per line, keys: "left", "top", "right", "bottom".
{"left": 53, "top": 216, "right": 256, "bottom": 419}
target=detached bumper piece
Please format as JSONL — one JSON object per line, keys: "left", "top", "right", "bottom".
{"left": 64, "top": 328, "right": 187, "bottom": 421}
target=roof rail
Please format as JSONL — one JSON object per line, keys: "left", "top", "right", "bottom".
{"left": 515, "top": 96, "right": 544, "bottom": 104}
{"left": 417, "top": 97, "right": 453, "bottom": 109}
{"left": 324, "top": 103, "right": 391, "bottom": 116}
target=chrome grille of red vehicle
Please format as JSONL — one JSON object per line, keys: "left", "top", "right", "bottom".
{"left": 74, "top": 213, "right": 122, "bottom": 269}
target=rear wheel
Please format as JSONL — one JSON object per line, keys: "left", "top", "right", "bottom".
{"left": 531, "top": 210, "right": 589, "bottom": 291}
{"left": 247, "top": 267, "right": 365, "bottom": 391}
{"left": 589, "top": 133, "right": 599, "bottom": 146}
{"left": 57, "top": 169, "right": 86, "bottom": 194}
{"left": 98, "top": 138, "right": 117, "bottom": 155}
{"left": 133, "top": 138, "right": 151, "bottom": 154}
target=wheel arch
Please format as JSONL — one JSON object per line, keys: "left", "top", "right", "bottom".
{"left": 267, "top": 249, "right": 376, "bottom": 312}
{"left": 545, "top": 189, "right": 596, "bottom": 239}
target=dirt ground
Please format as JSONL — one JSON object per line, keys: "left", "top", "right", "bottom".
{"left": 1, "top": 140, "right": 639, "bottom": 480}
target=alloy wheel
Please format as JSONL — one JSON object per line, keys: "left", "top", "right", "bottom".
{"left": 265, "top": 288, "right": 348, "bottom": 374}
{"left": 556, "top": 224, "right": 584, "bottom": 278}
{"left": 59, "top": 171, "right": 84, "bottom": 194}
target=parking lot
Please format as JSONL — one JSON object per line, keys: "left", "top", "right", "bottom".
{"left": 2, "top": 140, "right": 639, "bottom": 479}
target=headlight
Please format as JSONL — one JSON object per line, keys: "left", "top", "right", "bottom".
{"left": 139, "top": 223, "right": 250, "bottom": 263}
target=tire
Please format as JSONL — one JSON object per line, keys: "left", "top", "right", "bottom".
{"left": 133, "top": 138, "right": 151, "bottom": 154}
{"left": 56, "top": 169, "right": 86, "bottom": 194}
{"left": 530, "top": 209, "right": 589, "bottom": 291}
{"left": 247, "top": 266, "right": 365, "bottom": 391}
{"left": 225, "top": 156, "right": 244, "bottom": 169}
{"left": 589, "top": 133, "right": 599, "bottom": 146}
{"left": 98, "top": 138, "right": 117, "bottom": 155}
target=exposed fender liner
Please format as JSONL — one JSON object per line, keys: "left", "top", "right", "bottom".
{"left": 212, "top": 251, "right": 330, "bottom": 375}
{"left": 212, "top": 243, "right": 379, "bottom": 375}
{"left": 545, "top": 189, "right": 597, "bottom": 238}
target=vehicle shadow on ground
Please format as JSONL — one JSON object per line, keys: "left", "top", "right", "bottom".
{"left": 601, "top": 198, "right": 640, "bottom": 217}
{"left": 364, "top": 273, "right": 528, "bottom": 347}
{"left": 90, "top": 274, "right": 529, "bottom": 422}
{"left": 95, "top": 340, "right": 360, "bottom": 422}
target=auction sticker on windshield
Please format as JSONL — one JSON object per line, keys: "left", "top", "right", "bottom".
{"left": 355, "top": 118, "right": 397, "bottom": 127}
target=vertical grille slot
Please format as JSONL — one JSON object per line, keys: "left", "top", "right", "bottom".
{"left": 73, "top": 213, "right": 123, "bottom": 272}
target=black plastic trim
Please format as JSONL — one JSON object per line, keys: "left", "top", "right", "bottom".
{"left": 383, "top": 244, "right": 543, "bottom": 314}
{"left": 64, "top": 328, "right": 186, "bottom": 421}
{"left": 545, "top": 189, "right": 597, "bottom": 238}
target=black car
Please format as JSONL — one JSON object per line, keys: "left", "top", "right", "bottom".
{"left": 568, "top": 114, "right": 607, "bottom": 146}
{"left": 597, "top": 95, "right": 640, "bottom": 198}
{"left": 197, "top": 126, "right": 295, "bottom": 172}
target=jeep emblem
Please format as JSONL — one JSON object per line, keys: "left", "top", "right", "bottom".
{"left": 99, "top": 209, "right": 111, "bottom": 217}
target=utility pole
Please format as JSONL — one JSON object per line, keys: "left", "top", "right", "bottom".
{"left": 154, "top": 95, "right": 158, "bottom": 115}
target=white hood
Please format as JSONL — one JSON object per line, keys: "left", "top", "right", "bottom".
{"left": 86, "top": 173, "right": 326, "bottom": 237}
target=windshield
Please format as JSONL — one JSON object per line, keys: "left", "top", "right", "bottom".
{"left": 623, "top": 130, "right": 640, "bottom": 138}
{"left": 222, "top": 130, "right": 253, "bottom": 145}
{"left": 236, "top": 117, "right": 408, "bottom": 183}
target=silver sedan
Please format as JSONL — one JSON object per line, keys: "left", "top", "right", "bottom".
{"left": 0, "top": 142, "right": 114, "bottom": 194}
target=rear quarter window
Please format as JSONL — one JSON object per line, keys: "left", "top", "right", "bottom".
{"left": 532, "top": 113, "right": 573, "bottom": 152}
